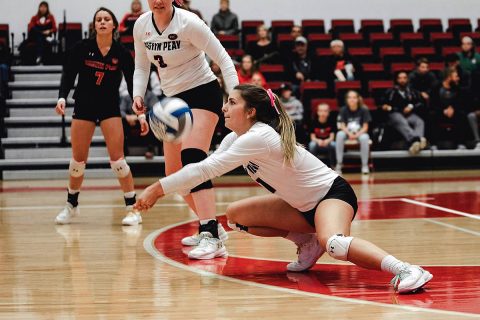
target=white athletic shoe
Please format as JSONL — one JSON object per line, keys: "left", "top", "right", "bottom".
{"left": 409, "top": 141, "right": 421, "bottom": 155}
{"left": 361, "top": 165, "right": 370, "bottom": 175}
{"left": 122, "top": 211, "right": 142, "bottom": 226}
{"left": 391, "top": 265, "right": 433, "bottom": 293}
{"left": 287, "top": 234, "right": 325, "bottom": 272}
{"left": 188, "top": 232, "right": 228, "bottom": 260}
{"left": 55, "top": 204, "right": 79, "bottom": 225}
{"left": 335, "top": 164, "right": 343, "bottom": 175}
{"left": 420, "top": 137, "right": 428, "bottom": 150}
{"left": 181, "top": 222, "right": 228, "bottom": 246}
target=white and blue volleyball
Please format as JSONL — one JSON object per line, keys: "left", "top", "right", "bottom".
{"left": 148, "top": 98, "right": 193, "bottom": 143}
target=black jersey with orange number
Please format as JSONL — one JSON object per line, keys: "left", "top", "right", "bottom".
{"left": 59, "top": 39, "right": 134, "bottom": 108}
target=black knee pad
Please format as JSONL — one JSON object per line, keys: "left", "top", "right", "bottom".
{"left": 181, "top": 148, "right": 213, "bottom": 192}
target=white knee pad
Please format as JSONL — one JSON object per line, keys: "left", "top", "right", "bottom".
{"left": 227, "top": 220, "right": 248, "bottom": 233}
{"left": 326, "top": 234, "right": 354, "bottom": 261}
{"left": 110, "top": 158, "right": 130, "bottom": 178}
{"left": 69, "top": 159, "right": 86, "bottom": 178}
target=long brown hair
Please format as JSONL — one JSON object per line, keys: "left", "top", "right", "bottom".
{"left": 36, "top": 1, "right": 50, "bottom": 18}
{"left": 235, "top": 84, "right": 298, "bottom": 164}
{"left": 91, "top": 7, "right": 119, "bottom": 40}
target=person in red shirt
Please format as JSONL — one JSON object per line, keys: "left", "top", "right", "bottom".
{"left": 119, "top": 0, "right": 144, "bottom": 36}
{"left": 237, "top": 54, "right": 266, "bottom": 87}
{"left": 28, "top": 1, "right": 57, "bottom": 64}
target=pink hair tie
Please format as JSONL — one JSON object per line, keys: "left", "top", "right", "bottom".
{"left": 266, "top": 89, "right": 280, "bottom": 115}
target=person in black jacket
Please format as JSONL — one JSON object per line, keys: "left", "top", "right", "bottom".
{"left": 210, "top": 0, "right": 238, "bottom": 35}
{"left": 382, "top": 71, "right": 427, "bottom": 154}
{"left": 408, "top": 58, "right": 438, "bottom": 102}
{"left": 53, "top": 7, "right": 142, "bottom": 226}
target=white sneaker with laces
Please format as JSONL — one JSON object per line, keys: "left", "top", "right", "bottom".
{"left": 391, "top": 264, "right": 433, "bottom": 293}
{"left": 181, "top": 222, "right": 228, "bottom": 246}
{"left": 287, "top": 234, "right": 325, "bottom": 272}
{"left": 55, "top": 204, "right": 79, "bottom": 225}
{"left": 122, "top": 211, "right": 142, "bottom": 226}
{"left": 361, "top": 165, "right": 370, "bottom": 175}
{"left": 188, "top": 232, "right": 228, "bottom": 260}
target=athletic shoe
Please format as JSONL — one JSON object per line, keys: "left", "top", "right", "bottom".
{"left": 287, "top": 234, "right": 325, "bottom": 272}
{"left": 122, "top": 211, "right": 142, "bottom": 226}
{"left": 409, "top": 141, "right": 421, "bottom": 155}
{"left": 335, "top": 164, "right": 343, "bottom": 175}
{"left": 361, "top": 165, "right": 370, "bottom": 175}
{"left": 475, "top": 142, "right": 480, "bottom": 149}
{"left": 391, "top": 265, "right": 433, "bottom": 293}
{"left": 181, "top": 222, "right": 228, "bottom": 246}
{"left": 457, "top": 144, "right": 467, "bottom": 150}
{"left": 420, "top": 137, "right": 427, "bottom": 150}
{"left": 188, "top": 232, "right": 228, "bottom": 260}
{"left": 55, "top": 204, "right": 79, "bottom": 225}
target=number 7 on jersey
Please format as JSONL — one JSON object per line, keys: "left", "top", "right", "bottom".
{"left": 94, "top": 71, "right": 104, "bottom": 86}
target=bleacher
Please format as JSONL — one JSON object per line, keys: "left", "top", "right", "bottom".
{"left": 0, "top": 18, "right": 479, "bottom": 179}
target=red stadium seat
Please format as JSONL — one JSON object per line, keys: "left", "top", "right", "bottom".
{"left": 277, "top": 33, "right": 293, "bottom": 48}
{"left": 360, "top": 20, "right": 384, "bottom": 37}
{"left": 441, "top": 46, "right": 459, "bottom": 57}
{"left": 418, "top": 19, "right": 443, "bottom": 37}
{"left": 370, "top": 32, "right": 399, "bottom": 54}
{"left": 266, "top": 81, "right": 286, "bottom": 92}
{"left": 217, "top": 34, "right": 240, "bottom": 49}
{"left": 271, "top": 20, "right": 294, "bottom": 42}
{"left": 389, "top": 19, "right": 414, "bottom": 38}
{"left": 362, "top": 63, "right": 388, "bottom": 81}
{"left": 226, "top": 49, "right": 245, "bottom": 60}
{"left": 429, "top": 62, "right": 445, "bottom": 72}
{"left": 330, "top": 19, "right": 355, "bottom": 36}
{"left": 311, "top": 98, "right": 339, "bottom": 116}
{"left": 339, "top": 33, "right": 367, "bottom": 48}
{"left": 447, "top": 18, "right": 472, "bottom": 35}
{"left": 315, "top": 48, "right": 332, "bottom": 58}
{"left": 379, "top": 47, "right": 410, "bottom": 66}
{"left": 245, "top": 34, "right": 258, "bottom": 47}
{"left": 400, "top": 32, "right": 428, "bottom": 50}
{"left": 410, "top": 47, "right": 438, "bottom": 61}
{"left": 363, "top": 97, "right": 377, "bottom": 110}
{"left": 308, "top": 33, "right": 332, "bottom": 49}
{"left": 0, "top": 24, "right": 9, "bottom": 46}
{"left": 390, "top": 62, "right": 415, "bottom": 73}
{"left": 301, "top": 20, "right": 325, "bottom": 36}
{"left": 301, "top": 81, "right": 330, "bottom": 108}
{"left": 241, "top": 20, "right": 264, "bottom": 48}
{"left": 349, "top": 47, "right": 377, "bottom": 63}
{"left": 430, "top": 32, "right": 456, "bottom": 53}
{"left": 259, "top": 64, "right": 285, "bottom": 82}
{"left": 369, "top": 80, "right": 393, "bottom": 103}
{"left": 335, "top": 80, "right": 362, "bottom": 104}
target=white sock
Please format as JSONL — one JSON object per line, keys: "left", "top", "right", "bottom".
{"left": 68, "top": 187, "right": 80, "bottom": 194}
{"left": 199, "top": 219, "right": 216, "bottom": 225}
{"left": 381, "top": 255, "right": 408, "bottom": 275}
{"left": 285, "top": 232, "right": 314, "bottom": 244}
{"left": 124, "top": 191, "right": 136, "bottom": 199}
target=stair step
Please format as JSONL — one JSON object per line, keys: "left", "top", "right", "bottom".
{"left": 1, "top": 136, "right": 105, "bottom": 146}
{"left": 14, "top": 73, "right": 62, "bottom": 81}
{"left": 2, "top": 169, "right": 114, "bottom": 180}
{"left": 4, "top": 146, "right": 108, "bottom": 159}
{"left": 6, "top": 126, "right": 103, "bottom": 138}
{"left": 6, "top": 98, "right": 74, "bottom": 107}
{"left": 5, "top": 116, "right": 72, "bottom": 125}
{"left": 8, "top": 108, "right": 73, "bottom": 117}
{"left": 12, "top": 65, "right": 62, "bottom": 73}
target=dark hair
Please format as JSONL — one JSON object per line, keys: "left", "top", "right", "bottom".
{"left": 344, "top": 90, "right": 364, "bottom": 109}
{"left": 240, "top": 55, "right": 257, "bottom": 76}
{"left": 37, "top": 1, "right": 50, "bottom": 17}
{"left": 234, "top": 84, "right": 298, "bottom": 163}
{"left": 442, "top": 66, "right": 458, "bottom": 81}
{"left": 394, "top": 70, "right": 409, "bottom": 83}
{"left": 416, "top": 57, "right": 429, "bottom": 66}
{"left": 91, "top": 7, "right": 119, "bottom": 40}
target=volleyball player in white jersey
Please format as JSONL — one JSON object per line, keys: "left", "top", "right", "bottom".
{"left": 135, "top": 85, "right": 432, "bottom": 293}
{"left": 132, "top": 0, "right": 239, "bottom": 258}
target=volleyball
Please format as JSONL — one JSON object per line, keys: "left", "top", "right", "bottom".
{"left": 148, "top": 98, "right": 193, "bottom": 143}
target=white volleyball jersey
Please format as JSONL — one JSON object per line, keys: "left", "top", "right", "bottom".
{"left": 161, "top": 122, "right": 339, "bottom": 212}
{"left": 133, "top": 8, "right": 238, "bottom": 98}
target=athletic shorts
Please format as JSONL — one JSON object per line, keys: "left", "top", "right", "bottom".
{"left": 73, "top": 101, "right": 121, "bottom": 123}
{"left": 173, "top": 80, "right": 224, "bottom": 116}
{"left": 302, "top": 176, "right": 358, "bottom": 227}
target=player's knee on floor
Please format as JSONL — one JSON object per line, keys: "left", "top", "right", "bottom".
{"left": 326, "top": 234, "right": 354, "bottom": 261}
{"left": 69, "top": 159, "right": 86, "bottom": 178}
{"left": 110, "top": 158, "right": 130, "bottom": 178}
{"left": 181, "top": 148, "right": 213, "bottom": 192}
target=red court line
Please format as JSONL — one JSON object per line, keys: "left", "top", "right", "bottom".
{"left": 2, "top": 175, "right": 480, "bottom": 193}
{"left": 154, "top": 214, "right": 480, "bottom": 315}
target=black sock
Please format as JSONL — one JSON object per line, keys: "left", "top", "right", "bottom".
{"left": 124, "top": 194, "right": 136, "bottom": 207}
{"left": 199, "top": 220, "right": 219, "bottom": 239}
{"left": 67, "top": 190, "right": 79, "bottom": 208}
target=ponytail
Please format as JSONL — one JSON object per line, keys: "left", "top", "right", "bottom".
{"left": 271, "top": 93, "right": 298, "bottom": 164}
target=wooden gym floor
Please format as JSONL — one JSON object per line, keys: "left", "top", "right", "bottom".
{"left": 0, "top": 170, "right": 479, "bottom": 319}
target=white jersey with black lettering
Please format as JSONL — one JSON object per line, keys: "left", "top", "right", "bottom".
{"left": 161, "top": 122, "right": 339, "bottom": 212}
{"left": 133, "top": 7, "right": 238, "bottom": 98}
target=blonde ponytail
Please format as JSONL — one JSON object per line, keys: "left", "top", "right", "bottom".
{"left": 272, "top": 94, "right": 299, "bottom": 165}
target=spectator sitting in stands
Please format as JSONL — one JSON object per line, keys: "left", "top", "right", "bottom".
{"left": 446, "top": 53, "right": 471, "bottom": 90}
{"left": 409, "top": 58, "right": 438, "bottom": 103}
{"left": 336, "top": 90, "right": 372, "bottom": 175}
{"left": 279, "top": 82, "right": 307, "bottom": 144}
{"left": 457, "top": 36, "right": 480, "bottom": 75}
{"left": 28, "top": 1, "right": 57, "bottom": 64}
{"left": 119, "top": 0, "right": 144, "bottom": 36}
{"left": 280, "top": 25, "right": 303, "bottom": 62}
{"left": 309, "top": 103, "right": 336, "bottom": 166}
{"left": 246, "top": 24, "right": 279, "bottom": 64}
{"left": 182, "top": 0, "right": 203, "bottom": 20}
{"left": 250, "top": 72, "right": 267, "bottom": 88}
{"left": 211, "top": 0, "right": 238, "bottom": 35}
{"left": 382, "top": 71, "right": 427, "bottom": 155}
{"left": 237, "top": 54, "right": 266, "bottom": 86}
{"left": 325, "top": 40, "right": 358, "bottom": 83}
{"left": 431, "top": 67, "right": 468, "bottom": 150}
{"left": 285, "top": 36, "right": 318, "bottom": 86}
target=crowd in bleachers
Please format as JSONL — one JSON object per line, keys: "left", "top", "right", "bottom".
{"left": 1, "top": 0, "right": 480, "bottom": 171}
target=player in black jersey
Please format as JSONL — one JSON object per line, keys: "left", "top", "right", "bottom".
{"left": 54, "top": 7, "right": 143, "bottom": 226}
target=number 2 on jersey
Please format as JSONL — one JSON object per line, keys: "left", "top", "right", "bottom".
{"left": 94, "top": 71, "right": 105, "bottom": 86}
{"left": 154, "top": 55, "right": 168, "bottom": 68}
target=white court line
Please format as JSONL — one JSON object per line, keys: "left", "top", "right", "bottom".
{"left": 401, "top": 198, "right": 480, "bottom": 221}
{"left": 424, "top": 218, "right": 480, "bottom": 237}
{"left": 143, "top": 222, "right": 480, "bottom": 319}
{"left": 0, "top": 202, "right": 232, "bottom": 211}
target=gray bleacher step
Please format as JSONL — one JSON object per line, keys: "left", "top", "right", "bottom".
{"left": 2, "top": 169, "right": 115, "bottom": 180}
{"left": 11, "top": 65, "right": 63, "bottom": 73}
{"left": 6, "top": 127, "right": 103, "bottom": 138}
{"left": 8, "top": 107, "right": 73, "bottom": 117}
{"left": 12, "top": 90, "right": 61, "bottom": 99}
{"left": 1, "top": 136, "right": 105, "bottom": 146}
{"left": 0, "top": 156, "right": 165, "bottom": 167}
{"left": 6, "top": 98, "right": 75, "bottom": 107}
{"left": 14, "top": 73, "right": 62, "bottom": 81}
{"left": 9, "top": 81, "right": 61, "bottom": 89}
{"left": 5, "top": 116, "right": 72, "bottom": 125}
{"left": 4, "top": 146, "right": 108, "bottom": 159}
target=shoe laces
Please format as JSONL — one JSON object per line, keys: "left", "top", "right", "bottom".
{"left": 390, "top": 266, "right": 412, "bottom": 291}
{"left": 197, "top": 232, "right": 219, "bottom": 247}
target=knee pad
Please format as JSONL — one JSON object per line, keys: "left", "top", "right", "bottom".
{"left": 227, "top": 220, "right": 249, "bottom": 233}
{"left": 181, "top": 148, "right": 213, "bottom": 192}
{"left": 326, "top": 234, "right": 354, "bottom": 261}
{"left": 110, "top": 158, "right": 130, "bottom": 178}
{"left": 69, "top": 159, "right": 86, "bottom": 178}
